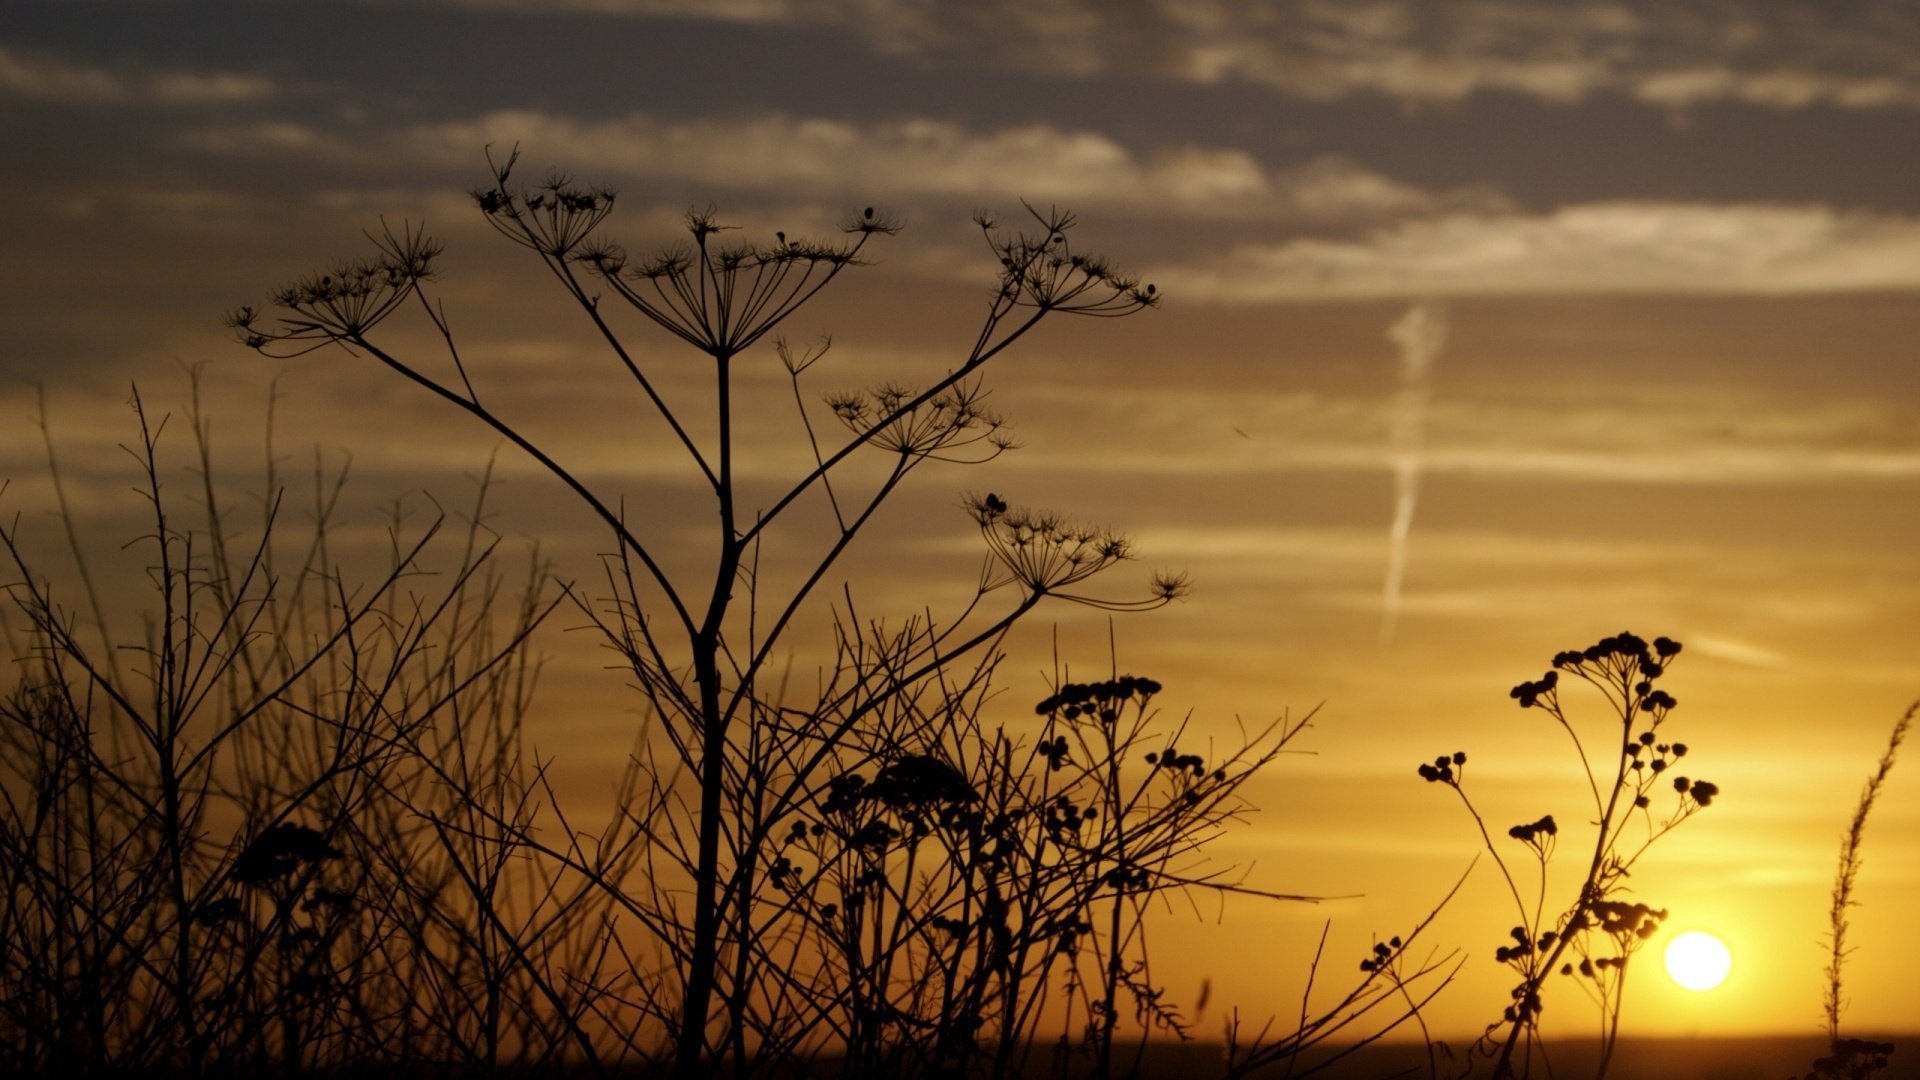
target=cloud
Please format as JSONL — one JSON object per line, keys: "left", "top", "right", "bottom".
{"left": 1633, "top": 67, "right": 1920, "bottom": 110}
{"left": 1002, "top": 381, "right": 1920, "bottom": 487}
{"left": 1131, "top": 525, "right": 1721, "bottom": 572}
{"left": 1157, "top": 202, "right": 1920, "bottom": 300}
{"left": 0, "top": 44, "right": 275, "bottom": 106}
{"left": 1147, "top": 1, "right": 1920, "bottom": 111}
{"left": 1685, "top": 634, "right": 1791, "bottom": 669}
{"left": 394, "top": 0, "right": 1920, "bottom": 112}
{"left": 182, "top": 109, "right": 1501, "bottom": 222}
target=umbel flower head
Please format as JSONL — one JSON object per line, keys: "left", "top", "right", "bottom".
{"left": 975, "top": 203, "right": 1159, "bottom": 317}
{"left": 1548, "top": 631, "right": 1681, "bottom": 681}
{"left": 227, "top": 220, "right": 441, "bottom": 356}
{"left": 862, "top": 754, "right": 978, "bottom": 809}
{"left": 1417, "top": 750, "right": 1468, "bottom": 784}
{"left": 964, "top": 492, "right": 1187, "bottom": 609}
{"left": 826, "top": 377, "right": 1015, "bottom": 462}
{"left": 1521, "top": 631, "right": 1687, "bottom": 717}
{"left": 1034, "top": 674, "right": 1163, "bottom": 720}
{"left": 472, "top": 145, "right": 615, "bottom": 258}
{"left": 230, "top": 822, "right": 341, "bottom": 887}
{"left": 577, "top": 200, "right": 898, "bottom": 357}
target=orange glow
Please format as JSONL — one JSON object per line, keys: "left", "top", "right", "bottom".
{"left": 1666, "top": 930, "right": 1733, "bottom": 992}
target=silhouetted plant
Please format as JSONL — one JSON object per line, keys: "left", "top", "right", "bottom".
{"left": 1791, "top": 700, "right": 1914, "bottom": 1080}
{"left": 229, "top": 148, "right": 1225, "bottom": 1075}
{"left": 1417, "top": 632, "right": 1716, "bottom": 1079}
{"left": 809, "top": 672, "right": 1311, "bottom": 1078}
{"left": 222, "top": 149, "right": 1447, "bottom": 1078}
{"left": 0, "top": 383, "right": 559, "bottom": 1075}
{"left": 1216, "top": 873, "right": 1467, "bottom": 1080}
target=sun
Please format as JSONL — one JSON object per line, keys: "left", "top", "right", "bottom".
{"left": 1664, "top": 930, "right": 1733, "bottom": 992}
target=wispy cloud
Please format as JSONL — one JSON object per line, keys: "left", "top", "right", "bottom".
{"left": 1685, "top": 634, "right": 1792, "bottom": 669}
{"left": 1633, "top": 67, "right": 1920, "bottom": 110}
{"left": 397, "top": 0, "right": 1920, "bottom": 112}
{"left": 1152, "top": 1, "right": 1920, "bottom": 111}
{"left": 1158, "top": 202, "right": 1920, "bottom": 300}
{"left": 0, "top": 44, "right": 275, "bottom": 106}
{"left": 181, "top": 109, "right": 1501, "bottom": 221}
{"left": 1002, "top": 381, "right": 1920, "bottom": 486}
{"left": 1130, "top": 525, "right": 1722, "bottom": 572}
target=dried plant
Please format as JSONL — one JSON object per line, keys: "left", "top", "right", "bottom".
{"left": 228, "top": 147, "right": 1244, "bottom": 1076}
{"left": 1416, "top": 632, "right": 1718, "bottom": 1079}
{"left": 219, "top": 148, "right": 1454, "bottom": 1077}
{"left": 0, "top": 381, "right": 559, "bottom": 1074}
{"left": 1791, "top": 700, "right": 1914, "bottom": 1080}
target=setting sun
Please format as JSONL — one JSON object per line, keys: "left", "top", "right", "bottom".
{"left": 1665, "top": 931, "right": 1734, "bottom": 992}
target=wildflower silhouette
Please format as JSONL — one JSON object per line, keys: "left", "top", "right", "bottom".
{"left": 229, "top": 147, "right": 1235, "bottom": 1076}
{"left": 0, "top": 381, "right": 556, "bottom": 1075}
{"left": 1793, "top": 701, "right": 1914, "bottom": 1080}
{"left": 1420, "top": 632, "right": 1717, "bottom": 1079}
{"left": 229, "top": 823, "right": 341, "bottom": 887}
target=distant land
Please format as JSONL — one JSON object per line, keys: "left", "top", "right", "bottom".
{"left": 1121, "top": 1034, "right": 1916, "bottom": 1079}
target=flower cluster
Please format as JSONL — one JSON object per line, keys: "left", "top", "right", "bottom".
{"left": 768, "top": 854, "right": 806, "bottom": 890}
{"left": 1562, "top": 954, "right": 1624, "bottom": 978}
{"left": 1628, "top": 731, "right": 1679, "bottom": 763}
{"left": 1495, "top": 924, "right": 1556, "bottom": 965}
{"left": 1584, "top": 899, "right": 1668, "bottom": 942}
{"left": 1503, "top": 985, "right": 1543, "bottom": 1024}
{"left": 1043, "top": 795, "right": 1096, "bottom": 835}
{"left": 1358, "top": 935, "right": 1404, "bottom": 974}
{"left": 1551, "top": 632, "right": 1681, "bottom": 674}
{"left": 963, "top": 495, "right": 1186, "bottom": 609}
{"left": 968, "top": 495, "right": 1132, "bottom": 597}
{"left": 1509, "top": 670, "right": 1557, "bottom": 708}
{"left": 1144, "top": 744, "right": 1216, "bottom": 779}
{"left": 826, "top": 378, "right": 1013, "bottom": 461}
{"left": 850, "top": 819, "right": 900, "bottom": 849}
{"left": 1416, "top": 750, "right": 1467, "bottom": 784}
{"left": 863, "top": 754, "right": 977, "bottom": 809}
{"left": 472, "top": 150, "right": 616, "bottom": 258}
{"left": 1506, "top": 814, "right": 1558, "bottom": 857}
{"left": 1506, "top": 815, "right": 1557, "bottom": 842}
{"left": 228, "top": 223, "right": 441, "bottom": 355}
{"left": 577, "top": 203, "right": 896, "bottom": 356}
{"left": 1033, "top": 674, "right": 1162, "bottom": 720}
{"left": 975, "top": 204, "right": 1159, "bottom": 317}
{"left": 1036, "top": 735, "right": 1071, "bottom": 771}
{"left": 814, "top": 756, "right": 980, "bottom": 862}
{"left": 1672, "top": 776, "right": 1720, "bottom": 807}
{"left": 821, "top": 772, "right": 870, "bottom": 816}
{"left": 231, "top": 823, "right": 341, "bottom": 887}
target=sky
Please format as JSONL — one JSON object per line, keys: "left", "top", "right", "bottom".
{"left": 3, "top": 0, "right": 1919, "bottom": 1045}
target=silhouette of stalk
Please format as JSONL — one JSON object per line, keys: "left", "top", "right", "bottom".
{"left": 1794, "top": 701, "right": 1915, "bottom": 1080}
{"left": 1825, "top": 701, "right": 1913, "bottom": 1041}
{"left": 0, "top": 382, "right": 557, "bottom": 1074}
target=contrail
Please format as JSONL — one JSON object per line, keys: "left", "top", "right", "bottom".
{"left": 1380, "top": 303, "right": 1447, "bottom": 646}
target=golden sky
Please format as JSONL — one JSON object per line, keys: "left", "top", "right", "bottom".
{"left": 4, "top": 0, "right": 1919, "bottom": 1043}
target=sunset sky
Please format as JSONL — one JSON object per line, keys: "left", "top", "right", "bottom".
{"left": 4, "top": 0, "right": 1919, "bottom": 1044}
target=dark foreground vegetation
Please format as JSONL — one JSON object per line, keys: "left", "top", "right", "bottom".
{"left": 1, "top": 154, "right": 1907, "bottom": 1078}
